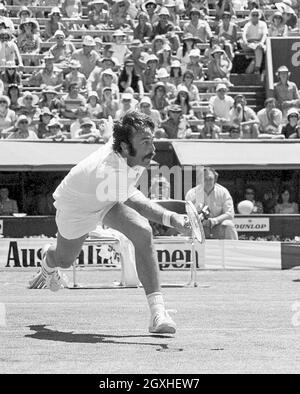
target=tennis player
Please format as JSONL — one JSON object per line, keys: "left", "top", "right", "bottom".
{"left": 30, "top": 111, "right": 190, "bottom": 334}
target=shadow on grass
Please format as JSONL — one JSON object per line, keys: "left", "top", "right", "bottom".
{"left": 25, "top": 325, "right": 183, "bottom": 352}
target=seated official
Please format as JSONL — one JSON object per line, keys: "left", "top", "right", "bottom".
{"left": 0, "top": 187, "right": 18, "bottom": 215}
{"left": 185, "top": 167, "right": 238, "bottom": 240}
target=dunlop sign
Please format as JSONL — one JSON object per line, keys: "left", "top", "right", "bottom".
{"left": 234, "top": 217, "right": 270, "bottom": 232}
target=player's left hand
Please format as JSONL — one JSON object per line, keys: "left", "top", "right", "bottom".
{"left": 170, "top": 213, "right": 192, "bottom": 236}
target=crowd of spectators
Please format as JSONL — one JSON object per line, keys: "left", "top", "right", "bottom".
{"left": 0, "top": 0, "right": 298, "bottom": 140}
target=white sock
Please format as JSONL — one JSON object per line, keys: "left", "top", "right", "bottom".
{"left": 147, "top": 292, "right": 165, "bottom": 316}
{"left": 42, "top": 252, "right": 55, "bottom": 274}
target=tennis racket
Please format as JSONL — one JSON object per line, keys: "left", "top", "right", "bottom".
{"left": 185, "top": 200, "right": 206, "bottom": 244}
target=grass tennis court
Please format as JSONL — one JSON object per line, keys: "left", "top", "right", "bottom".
{"left": 1, "top": 268, "right": 300, "bottom": 374}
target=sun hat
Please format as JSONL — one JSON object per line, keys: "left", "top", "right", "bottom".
{"left": 87, "top": 91, "right": 99, "bottom": 102}
{"left": 17, "top": 6, "right": 33, "bottom": 18}
{"left": 112, "top": 29, "right": 126, "bottom": 37}
{"left": 211, "top": 46, "right": 225, "bottom": 56}
{"left": 48, "top": 118, "right": 62, "bottom": 128}
{"left": 121, "top": 92, "right": 133, "bottom": 100}
{"left": 140, "top": 96, "right": 152, "bottom": 106}
{"left": 69, "top": 59, "right": 81, "bottom": 69}
{"left": 276, "top": 65, "right": 289, "bottom": 74}
{"left": 43, "top": 86, "right": 58, "bottom": 95}
{"left": 287, "top": 107, "right": 299, "bottom": 118}
{"left": 16, "top": 115, "right": 30, "bottom": 127}
{"left": 171, "top": 59, "right": 181, "bottom": 68}
{"left": 80, "top": 117, "right": 95, "bottom": 127}
{"left": 83, "top": 35, "right": 96, "bottom": 46}
{"left": 54, "top": 29, "right": 65, "bottom": 38}
{"left": 189, "top": 48, "right": 201, "bottom": 58}
{"left": 102, "top": 68, "right": 115, "bottom": 77}
{"left": 158, "top": 7, "right": 170, "bottom": 16}
{"left": 177, "top": 85, "right": 189, "bottom": 94}
{"left": 40, "top": 107, "right": 53, "bottom": 117}
{"left": 18, "top": 91, "right": 39, "bottom": 106}
{"left": 49, "top": 7, "right": 62, "bottom": 17}
{"left": 0, "top": 95, "right": 10, "bottom": 106}
{"left": 216, "top": 83, "right": 228, "bottom": 91}
{"left": 156, "top": 68, "right": 170, "bottom": 78}
{"left": 146, "top": 54, "right": 159, "bottom": 63}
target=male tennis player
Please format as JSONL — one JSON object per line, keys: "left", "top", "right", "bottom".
{"left": 30, "top": 111, "right": 190, "bottom": 334}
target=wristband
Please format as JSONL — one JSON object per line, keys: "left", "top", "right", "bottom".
{"left": 162, "top": 211, "right": 173, "bottom": 227}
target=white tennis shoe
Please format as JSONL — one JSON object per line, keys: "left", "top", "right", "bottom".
{"left": 149, "top": 310, "right": 176, "bottom": 334}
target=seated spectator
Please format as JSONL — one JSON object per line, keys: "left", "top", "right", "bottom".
{"left": 71, "top": 117, "right": 100, "bottom": 142}
{"left": 268, "top": 11, "right": 288, "bottom": 37}
{"left": 177, "top": 70, "right": 200, "bottom": 104}
{"left": 110, "top": 29, "right": 131, "bottom": 66}
{"left": 157, "top": 43, "right": 172, "bottom": 73}
{"left": 0, "top": 61, "right": 22, "bottom": 94}
{"left": 185, "top": 167, "right": 238, "bottom": 240}
{"left": 71, "top": 36, "right": 101, "bottom": 79}
{"left": 142, "top": 54, "right": 159, "bottom": 93}
{"left": 0, "top": 29, "right": 23, "bottom": 67}
{"left": 109, "top": 0, "right": 135, "bottom": 29}
{"left": 0, "top": 95, "right": 17, "bottom": 137}
{"left": 88, "top": 0, "right": 109, "bottom": 29}
{"left": 151, "top": 81, "right": 170, "bottom": 120}
{"left": 241, "top": 8, "right": 268, "bottom": 74}
{"left": 276, "top": 1, "right": 297, "bottom": 29}
{"left": 156, "top": 68, "right": 177, "bottom": 100}
{"left": 169, "top": 59, "right": 183, "bottom": 87}
{"left": 36, "top": 107, "right": 54, "bottom": 139}
{"left": 281, "top": 107, "right": 300, "bottom": 138}
{"left": 64, "top": 59, "right": 87, "bottom": 91}
{"left": 257, "top": 97, "right": 284, "bottom": 138}
{"left": 115, "top": 92, "right": 136, "bottom": 120}
{"left": 229, "top": 94, "right": 259, "bottom": 138}
{"left": 186, "top": 49, "right": 204, "bottom": 80}
{"left": 44, "top": 7, "right": 67, "bottom": 41}
{"left": 151, "top": 35, "right": 166, "bottom": 56}
{"left": 49, "top": 30, "right": 76, "bottom": 64}
{"left": 203, "top": 35, "right": 220, "bottom": 66}
{"left": 207, "top": 46, "right": 232, "bottom": 81}
{"left": 6, "top": 114, "right": 38, "bottom": 140}
{"left": 17, "top": 18, "right": 41, "bottom": 65}
{"left": 183, "top": 8, "right": 213, "bottom": 43}
{"left": 0, "top": 3, "right": 14, "bottom": 35}
{"left": 243, "top": 185, "right": 264, "bottom": 214}
{"left": 173, "top": 85, "right": 195, "bottom": 117}
{"left": 215, "top": 0, "right": 236, "bottom": 21}
{"left": 16, "top": 6, "right": 34, "bottom": 26}
{"left": 60, "top": 83, "right": 87, "bottom": 119}
{"left": 28, "top": 53, "right": 63, "bottom": 89}
{"left": 142, "top": 0, "right": 160, "bottom": 25}
{"left": 7, "top": 84, "right": 21, "bottom": 112}
{"left": 151, "top": 7, "right": 175, "bottom": 39}
{"left": 288, "top": 125, "right": 300, "bottom": 139}
{"left": 208, "top": 83, "right": 234, "bottom": 131}
{"left": 138, "top": 95, "right": 162, "bottom": 132}
{"left": 127, "top": 40, "right": 146, "bottom": 77}
{"left": 273, "top": 65, "right": 300, "bottom": 115}
{"left": 133, "top": 11, "right": 153, "bottom": 42}
{"left": 176, "top": 33, "right": 198, "bottom": 72}
{"left": 160, "top": 104, "right": 192, "bottom": 139}
{"left": 262, "top": 188, "right": 279, "bottom": 214}
{"left": 199, "top": 112, "right": 221, "bottom": 139}
{"left": 17, "top": 91, "right": 39, "bottom": 122}
{"left": 101, "top": 86, "right": 120, "bottom": 119}
{"left": 275, "top": 186, "right": 299, "bottom": 214}
{"left": 87, "top": 57, "right": 118, "bottom": 94}
{"left": 186, "top": 0, "right": 209, "bottom": 16}
{"left": 86, "top": 91, "right": 102, "bottom": 119}
{"left": 63, "top": 0, "right": 82, "bottom": 19}
{"left": 118, "top": 58, "right": 144, "bottom": 96}
{"left": 44, "top": 117, "right": 67, "bottom": 142}
{"left": 0, "top": 187, "right": 18, "bottom": 215}
{"left": 215, "top": 11, "right": 238, "bottom": 59}
{"left": 97, "top": 68, "right": 119, "bottom": 102}
{"left": 38, "top": 86, "right": 62, "bottom": 114}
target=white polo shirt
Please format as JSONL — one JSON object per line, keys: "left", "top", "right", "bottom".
{"left": 209, "top": 95, "right": 234, "bottom": 121}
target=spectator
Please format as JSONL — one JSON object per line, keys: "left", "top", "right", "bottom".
{"left": 281, "top": 107, "right": 300, "bottom": 138}
{"left": 28, "top": 53, "right": 63, "bottom": 89}
{"left": 262, "top": 188, "right": 279, "bottom": 214}
{"left": 276, "top": 1, "right": 297, "bottom": 29}
{"left": 288, "top": 125, "right": 300, "bottom": 139}
{"left": 44, "top": 117, "right": 67, "bottom": 142}
{"left": 169, "top": 59, "right": 183, "bottom": 87}
{"left": 156, "top": 67, "right": 177, "bottom": 100}
{"left": 241, "top": 8, "right": 268, "bottom": 74}
{"left": 273, "top": 65, "right": 300, "bottom": 114}
{"left": 127, "top": 39, "right": 146, "bottom": 77}
{"left": 142, "top": 54, "right": 159, "bottom": 93}
{"left": 0, "top": 94, "right": 16, "bottom": 137}
{"left": 157, "top": 43, "right": 172, "bottom": 73}
{"left": 86, "top": 91, "right": 102, "bottom": 119}
{"left": 36, "top": 107, "right": 54, "bottom": 139}
{"left": 208, "top": 83, "right": 234, "bottom": 131}
{"left": 64, "top": 59, "right": 87, "bottom": 91}
{"left": 275, "top": 186, "right": 299, "bottom": 214}
{"left": 173, "top": 85, "right": 195, "bottom": 117}
{"left": 0, "top": 187, "right": 18, "bottom": 215}
{"left": 101, "top": 86, "right": 120, "bottom": 119}
{"left": 203, "top": 35, "right": 220, "bottom": 65}
{"left": 215, "top": 0, "right": 236, "bottom": 21}
{"left": 138, "top": 95, "right": 162, "bottom": 132}
{"left": 16, "top": 6, "right": 34, "bottom": 25}
{"left": 176, "top": 33, "right": 197, "bottom": 72}
{"left": 229, "top": 94, "right": 259, "bottom": 138}
{"left": 110, "top": 29, "right": 131, "bottom": 66}
{"left": 268, "top": 11, "right": 288, "bottom": 37}
{"left": 215, "top": 11, "right": 238, "bottom": 58}
{"left": 17, "top": 18, "right": 41, "bottom": 65}
{"left": 151, "top": 7, "right": 175, "bottom": 39}
{"left": 186, "top": 0, "right": 209, "bottom": 16}
{"left": 88, "top": 0, "right": 109, "bottom": 29}
{"left": 44, "top": 7, "right": 67, "bottom": 41}
{"left": 72, "top": 117, "right": 100, "bottom": 142}
{"left": 133, "top": 11, "right": 153, "bottom": 42}
{"left": 94, "top": 68, "right": 118, "bottom": 103}
{"left": 38, "top": 86, "right": 62, "bottom": 114}
{"left": 207, "top": 46, "right": 232, "bottom": 81}
{"left": 257, "top": 97, "right": 284, "bottom": 138}
{"left": 160, "top": 104, "right": 192, "bottom": 139}
{"left": 0, "top": 4, "right": 14, "bottom": 35}
{"left": 60, "top": 82, "right": 87, "bottom": 119}
{"left": 151, "top": 34, "right": 166, "bottom": 56}
{"left": 243, "top": 185, "right": 264, "bottom": 213}
{"left": 6, "top": 114, "right": 38, "bottom": 140}
{"left": 151, "top": 81, "right": 170, "bottom": 120}
{"left": 186, "top": 48, "right": 204, "bottom": 80}
{"left": 0, "top": 29, "right": 23, "bottom": 68}
{"left": 17, "top": 91, "right": 39, "bottom": 122}
{"left": 115, "top": 92, "right": 136, "bottom": 120}
{"left": 72, "top": 36, "right": 100, "bottom": 79}
{"left": 49, "top": 30, "right": 76, "bottom": 64}
{"left": 7, "top": 84, "right": 21, "bottom": 112}
{"left": 177, "top": 70, "right": 200, "bottom": 104}
{"left": 63, "top": 0, "right": 82, "bottom": 19}
{"left": 0, "top": 61, "right": 22, "bottom": 93}
{"left": 183, "top": 8, "right": 213, "bottom": 43}
{"left": 109, "top": 0, "right": 135, "bottom": 29}
{"left": 87, "top": 57, "right": 118, "bottom": 94}
{"left": 199, "top": 112, "right": 221, "bottom": 139}
{"left": 186, "top": 167, "right": 238, "bottom": 239}
{"left": 118, "top": 58, "right": 144, "bottom": 96}
{"left": 142, "top": 0, "right": 160, "bottom": 25}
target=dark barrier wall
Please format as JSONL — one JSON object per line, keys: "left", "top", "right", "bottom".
{"left": 1, "top": 214, "right": 300, "bottom": 239}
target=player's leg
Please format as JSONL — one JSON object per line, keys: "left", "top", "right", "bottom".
{"left": 103, "top": 202, "right": 176, "bottom": 334}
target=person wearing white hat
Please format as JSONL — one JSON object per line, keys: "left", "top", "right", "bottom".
{"left": 96, "top": 68, "right": 119, "bottom": 102}
{"left": 170, "top": 59, "right": 182, "bottom": 87}
{"left": 0, "top": 94, "right": 17, "bottom": 137}
{"left": 268, "top": 11, "right": 288, "bottom": 37}
{"left": 183, "top": 7, "right": 213, "bottom": 44}
{"left": 64, "top": 59, "right": 87, "bottom": 91}
{"left": 6, "top": 115, "right": 38, "bottom": 140}
{"left": 208, "top": 83, "right": 234, "bottom": 131}
{"left": 139, "top": 95, "right": 162, "bottom": 132}
{"left": 177, "top": 70, "right": 200, "bottom": 104}
{"left": 28, "top": 53, "right": 63, "bottom": 89}
{"left": 156, "top": 67, "right": 177, "bottom": 100}
{"left": 110, "top": 29, "right": 131, "bottom": 65}
{"left": 18, "top": 91, "right": 40, "bottom": 123}
{"left": 151, "top": 7, "right": 175, "bottom": 39}
{"left": 186, "top": 48, "right": 204, "bottom": 81}
{"left": 44, "top": 117, "right": 66, "bottom": 142}
{"left": 0, "top": 61, "right": 22, "bottom": 94}
{"left": 86, "top": 91, "right": 102, "bottom": 119}
{"left": 44, "top": 7, "right": 67, "bottom": 41}
{"left": 207, "top": 46, "right": 232, "bottom": 81}
{"left": 241, "top": 8, "right": 268, "bottom": 74}
{"left": 281, "top": 107, "right": 300, "bottom": 138}
{"left": 273, "top": 65, "right": 300, "bottom": 114}
{"left": 110, "top": 0, "right": 136, "bottom": 30}
{"left": 0, "top": 4, "right": 14, "bottom": 35}
{"left": 0, "top": 29, "right": 23, "bottom": 68}
{"left": 71, "top": 36, "right": 101, "bottom": 78}
{"left": 49, "top": 30, "right": 76, "bottom": 64}
{"left": 72, "top": 117, "right": 100, "bottom": 142}
{"left": 17, "top": 18, "right": 41, "bottom": 66}
{"left": 275, "top": 1, "right": 297, "bottom": 29}
{"left": 88, "top": 0, "right": 109, "bottom": 28}
{"left": 142, "top": 0, "right": 160, "bottom": 25}
{"left": 115, "top": 92, "right": 136, "bottom": 120}
{"left": 257, "top": 97, "right": 284, "bottom": 138}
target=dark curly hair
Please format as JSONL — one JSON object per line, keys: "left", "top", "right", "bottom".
{"left": 112, "top": 111, "right": 155, "bottom": 155}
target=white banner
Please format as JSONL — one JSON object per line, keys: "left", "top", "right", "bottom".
{"left": 0, "top": 220, "right": 3, "bottom": 235}
{"left": 234, "top": 217, "right": 270, "bottom": 232}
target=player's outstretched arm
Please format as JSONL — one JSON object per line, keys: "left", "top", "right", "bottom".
{"left": 125, "top": 191, "right": 190, "bottom": 235}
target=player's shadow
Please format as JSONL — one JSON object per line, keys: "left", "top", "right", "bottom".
{"left": 25, "top": 325, "right": 183, "bottom": 352}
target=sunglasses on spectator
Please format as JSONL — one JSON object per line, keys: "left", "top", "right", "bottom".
{"left": 19, "top": 120, "right": 28, "bottom": 124}
{"left": 0, "top": 100, "right": 7, "bottom": 104}
{"left": 252, "top": 13, "right": 259, "bottom": 17}
{"left": 118, "top": 3, "right": 125, "bottom": 6}
{"left": 146, "top": 4, "right": 156, "bottom": 8}
{"left": 246, "top": 191, "right": 254, "bottom": 195}
{"left": 25, "top": 97, "right": 33, "bottom": 101}
{"left": 289, "top": 115, "right": 298, "bottom": 118}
